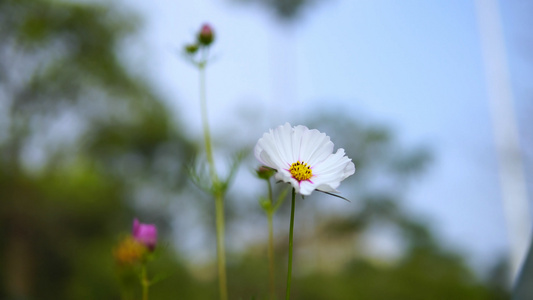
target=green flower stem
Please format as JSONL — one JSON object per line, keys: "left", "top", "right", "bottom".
{"left": 215, "top": 191, "right": 228, "bottom": 300}
{"left": 199, "top": 64, "right": 216, "bottom": 181}
{"left": 199, "top": 62, "right": 228, "bottom": 300}
{"left": 267, "top": 180, "right": 275, "bottom": 300}
{"left": 141, "top": 264, "right": 150, "bottom": 300}
{"left": 285, "top": 188, "right": 296, "bottom": 300}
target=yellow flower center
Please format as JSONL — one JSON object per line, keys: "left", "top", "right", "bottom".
{"left": 289, "top": 161, "right": 313, "bottom": 182}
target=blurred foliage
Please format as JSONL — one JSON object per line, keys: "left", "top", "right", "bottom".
{"left": 230, "top": 0, "right": 323, "bottom": 21}
{"left": 227, "top": 250, "right": 504, "bottom": 300}
{"left": 0, "top": 0, "right": 510, "bottom": 299}
{"left": 0, "top": 0, "right": 196, "bottom": 299}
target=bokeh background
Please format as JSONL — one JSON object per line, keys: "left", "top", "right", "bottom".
{"left": 1, "top": 0, "right": 531, "bottom": 299}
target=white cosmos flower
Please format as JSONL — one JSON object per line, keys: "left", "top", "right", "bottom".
{"left": 254, "top": 123, "right": 355, "bottom": 196}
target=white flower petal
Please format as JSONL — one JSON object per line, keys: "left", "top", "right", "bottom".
{"left": 299, "top": 181, "right": 315, "bottom": 196}
{"left": 298, "top": 128, "right": 333, "bottom": 166}
{"left": 316, "top": 184, "right": 338, "bottom": 193}
{"left": 255, "top": 124, "right": 293, "bottom": 170}
{"left": 313, "top": 149, "right": 355, "bottom": 177}
{"left": 291, "top": 125, "right": 307, "bottom": 162}
{"left": 275, "top": 171, "right": 300, "bottom": 192}
{"left": 273, "top": 123, "right": 296, "bottom": 164}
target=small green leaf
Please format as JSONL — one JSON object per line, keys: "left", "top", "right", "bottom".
{"left": 259, "top": 197, "right": 271, "bottom": 211}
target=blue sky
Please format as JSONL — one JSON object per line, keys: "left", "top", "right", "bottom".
{"left": 120, "top": 0, "right": 532, "bottom": 273}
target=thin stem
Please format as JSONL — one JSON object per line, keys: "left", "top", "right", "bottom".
{"left": 215, "top": 191, "right": 228, "bottom": 300}
{"left": 199, "top": 65, "right": 217, "bottom": 182}
{"left": 267, "top": 180, "right": 275, "bottom": 300}
{"left": 141, "top": 264, "right": 149, "bottom": 300}
{"left": 199, "top": 62, "right": 227, "bottom": 300}
{"left": 285, "top": 188, "right": 296, "bottom": 300}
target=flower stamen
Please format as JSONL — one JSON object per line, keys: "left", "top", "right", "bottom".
{"left": 289, "top": 161, "right": 313, "bottom": 182}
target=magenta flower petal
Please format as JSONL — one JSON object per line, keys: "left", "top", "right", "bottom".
{"left": 133, "top": 218, "right": 140, "bottom": 234}
{"left": 132, "top": 218, "right": 158, "bottom": 251}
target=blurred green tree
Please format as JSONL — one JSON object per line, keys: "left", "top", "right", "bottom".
{"left": 230, "top": 0, "right": 321, "bottom": 21}
{"left": 0, "top": 0, "right": 196, "bottom": 299}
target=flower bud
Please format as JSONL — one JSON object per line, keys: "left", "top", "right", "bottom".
{"left": 256, "top": 166, "right": 276, "bottom": 180}
{"left": 197, "top": 23, "right": 214, "bottom": 46}
{"left": 132, "top": 218, "right": 158, "bottom": 251}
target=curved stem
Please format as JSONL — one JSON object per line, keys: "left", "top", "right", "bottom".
{"left": 285, "top": 188, "right": 296, "bottom": 300}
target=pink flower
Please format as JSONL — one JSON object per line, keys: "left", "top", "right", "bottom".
{"left": 132, "top": 219, "right": 158, "bottom": 251}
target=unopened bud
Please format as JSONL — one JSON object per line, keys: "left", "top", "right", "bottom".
{"left": 197, "top": 23, "right": 214, "bottom": 46}
{"left": 256, "top": 166, "right": 276, "bottom": 180}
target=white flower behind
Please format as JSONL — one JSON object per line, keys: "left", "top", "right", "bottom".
{"left": 254, "top": 123, "right": 355, "bottom": 196}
